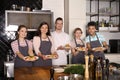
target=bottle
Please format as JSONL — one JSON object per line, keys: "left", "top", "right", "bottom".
{"left": 95, "top": 59, "right": 102, "bottom": 80}
{"left": 89, "top": 54, "right": 95, "bottom": 80}
{"left": 84, "top": 55, "right": 89, "bottom": 79}
{"left": 50, "top": 67, "right": 54, "bottom": 80}
{"left": 102, "top": 60, "right": 106, "bottom": 80}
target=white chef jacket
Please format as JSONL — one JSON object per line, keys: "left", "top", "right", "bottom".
{"left": 51, "top": 31, "right": 70, "bottom": 65}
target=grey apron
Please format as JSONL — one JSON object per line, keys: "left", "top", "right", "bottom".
{"left": 72, "top": 38, "right": 85, "bottom": 64}
{"left": 15, "top": 39, "right": 32, "bottom": 68}
{"left": 34, "top": 37, "right": 52, "bottom": 66}
{"left": 89, "top": 33, "right": 105, "bottom": 59}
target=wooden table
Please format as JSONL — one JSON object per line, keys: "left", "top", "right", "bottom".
{"left": 14, "top": 67, "right": 68, "bottom": 80}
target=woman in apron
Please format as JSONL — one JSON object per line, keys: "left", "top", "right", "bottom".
{"left": 33, "top": 22, "right": 58, "bottom": 66}
{"left": 71, "top": 28, "right": 86, "bottom": 64}
{"left": 86, "top": 21, "right": 108, "bottom": 60}
{"left": 11, "top": 25, "right": 34, "bottom": 67}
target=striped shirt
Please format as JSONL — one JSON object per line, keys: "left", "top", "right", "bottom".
{"left": 11, "top": 39, "right": 33, "bottom": 55}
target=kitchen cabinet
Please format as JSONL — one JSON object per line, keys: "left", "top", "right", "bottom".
{"left": 86, "top": 0, "right": 120, "bottom": 32}
{"left": 5, "top": 10, "right": 54, "bottom": 40}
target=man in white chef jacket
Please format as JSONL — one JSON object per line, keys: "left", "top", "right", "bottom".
{"left": 51, "top": 17, "right": 70, "bottom": 65}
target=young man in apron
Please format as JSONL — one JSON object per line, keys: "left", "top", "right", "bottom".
{"left": 86, "top": 21, "right": 108, "bottom": 60}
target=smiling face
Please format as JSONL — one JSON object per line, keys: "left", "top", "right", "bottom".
{"left": 18, "top": 27, "right": 27, "bottom": 38}
{"left": 55, "top": 20, "right": 63, "bottom": 30}
{"left": 88, "top": 26, "right": 96, "bottom": 36}
{"left": 74, "top": 30, "right": 82, "bottom": 38}
{"left": 40, "top": 24, "right": 48, "bottom": 34}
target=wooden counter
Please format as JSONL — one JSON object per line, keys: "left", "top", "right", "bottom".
{"left": 14, "top": 67, "right": 68, "bottom": 80}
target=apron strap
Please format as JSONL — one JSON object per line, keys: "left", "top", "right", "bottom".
{"left": 74, "top": 38, "right": 85, "bottom": 47}
{"left": 17, "top": 39, "right": 28, "bottom": 50}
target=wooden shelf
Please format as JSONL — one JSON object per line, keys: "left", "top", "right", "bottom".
{"left": 86, "top": 12, "right": 119, "bottom": 17}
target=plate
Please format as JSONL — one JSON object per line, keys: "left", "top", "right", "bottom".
{"left": 24, "top": 56, "right": 39, "bottom": 61}
{"left": 76, "top": 47, "right": 86, "bottom": 51}
{"left": 54, "top": 67, "right": 64, "bottom": 73}
{"left": 45, "top": 54, "right": 57, "bottom": 59}
{"left": 92, "top": 47, "right": 106, "bottom": 51}
{"left": 64, "top": 44, "right": 71, "bottom": 49}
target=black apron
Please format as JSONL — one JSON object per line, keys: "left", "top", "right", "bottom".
{"left": 15, "top": 39, "right": 32, "bottom": 68}
{"left": 89, "top": 33, "right": 105, "bottom": 59}
{"left": 34, "top": 37, "right": 52, "bottom": 66}
{"left": 72, "top": 38, "right": 85, "bottom": 64}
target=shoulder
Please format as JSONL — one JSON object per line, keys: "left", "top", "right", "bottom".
{"left": 96, "top": 32, "right": 104, "bottom": 37}
{"left": 51, "top": 31, "right": 55, "bottom": 35}
{"left": 48, "top": 36, "right": 53, "bottom": 41}
{"left": 62, "top": 32, "right": 69, "bottom": 37}
{"left": 85, "top": 36, "right": 90, "bottom": 42}
{"left": 33, "top": 36, "right": 40, "bottom": 40}
{"left": 11, "top": 40, "right": 18, "bottom": 45}
{"left": 26, "top": 39, "right": 32, "bottom": 44}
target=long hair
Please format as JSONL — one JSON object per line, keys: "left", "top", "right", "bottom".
{"left": 36, "top": 21, "right": 51, "bottom": 36}
{"left": 15, "top": 25, "right": 27, "bottom": 39}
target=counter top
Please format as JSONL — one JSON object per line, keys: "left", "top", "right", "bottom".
{"left": 14, "top": 67, "right": 68, "bottom": 80}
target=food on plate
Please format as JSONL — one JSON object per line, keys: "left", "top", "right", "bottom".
{"left": 25, "top": 56, "right": 39, "bottom": 61}
{"left": 65, "top": 44, "right": 71, "bottom": 49}
{"left": 92, "top": 47, "right": 106, "bottom": 51}
{"left": 76, "top": 47, "right": 86, "bottom": 51}
{"left": 45, "top": 54, "right": 57, "bottom": 59}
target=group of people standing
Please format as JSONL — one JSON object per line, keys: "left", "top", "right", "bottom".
{"left": 11, "top": 17, "right": 108, "bottom": 67}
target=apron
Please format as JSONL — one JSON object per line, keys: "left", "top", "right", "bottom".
{"left": 72, "top": 38, "right": 85, "bottom": 64}
{"left": 34, "top": 37, "right": 52, "bottom": 66}
{"left": 15, "top": 39, "right": 32, "bottom": 67}
{"left": 89, "top": 33, "right": 105, "bottom": 59}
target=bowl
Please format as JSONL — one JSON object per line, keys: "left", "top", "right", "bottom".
{"left": 70, "top": 74, "right": 83, "bottom": 80}
{"left": 58, "top": 76, "right": 70, "bottom": 80}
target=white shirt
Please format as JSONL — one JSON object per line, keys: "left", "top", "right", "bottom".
{"left": 51, "top": 31, "right": 70, "bottom": 65}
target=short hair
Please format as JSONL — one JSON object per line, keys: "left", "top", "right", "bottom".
{"left": 73, "top": 28, "right": 83, "bottom": 34}
{"left": 55, "top": 17, "right": 63, "bottom": 23}
{"left": 87, "top": 21, "right": 97, "bottom": 28}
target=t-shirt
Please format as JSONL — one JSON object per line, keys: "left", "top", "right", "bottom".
{"left": 51, "top": 31, "right": 70, "bottom": 65}
{"left": 85, "top": 32, "right": 105, "bottom": 46}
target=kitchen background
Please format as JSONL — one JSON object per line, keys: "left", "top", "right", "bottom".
{"left": 0, "top": 0, "right": 120, "bottom": 79}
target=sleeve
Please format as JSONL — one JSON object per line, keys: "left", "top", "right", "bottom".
{"left": 33, "top": 36, "right": 41, "bottom": 55}
{"left": 70, "top": 39, "right": 76, "bottom": 48}
{"left": 85, "top": 36, "right": 90, "bottom": 43}
{"left": 99, "top": 34, "right": 105, "bottom": 42}
{"left": 49, "top": 36, "right": 56, "bottom": 53}
{"left": 11, "top": 41, "right": 19, "bottom": 54}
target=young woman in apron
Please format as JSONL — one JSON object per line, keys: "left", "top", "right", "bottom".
{"left": 86, "top": 21, "right": 108, "bottom": 60}
{"left": 11, "top": 25, "right": 34, "bottom": 67}
{"left": 71, "top": 28, "right": 86, "bottom": 64}
{"left": 33, "top": 22, "right": 58, "bottom": 66}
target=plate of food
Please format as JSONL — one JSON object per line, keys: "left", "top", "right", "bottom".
{"left": 24, "top": 56, "right": 39, "bottom": 61}
{"left": 76, "top": 47, "right": 86, "bottom": 51}
{"left": 65, "top": 44, "right": 71, "bottom": 49}
{"left": 92, "top": 47, "right": 106, "bottom": 51}
{"left": 45, "top": 54, "right": 57, "bottom": 59}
